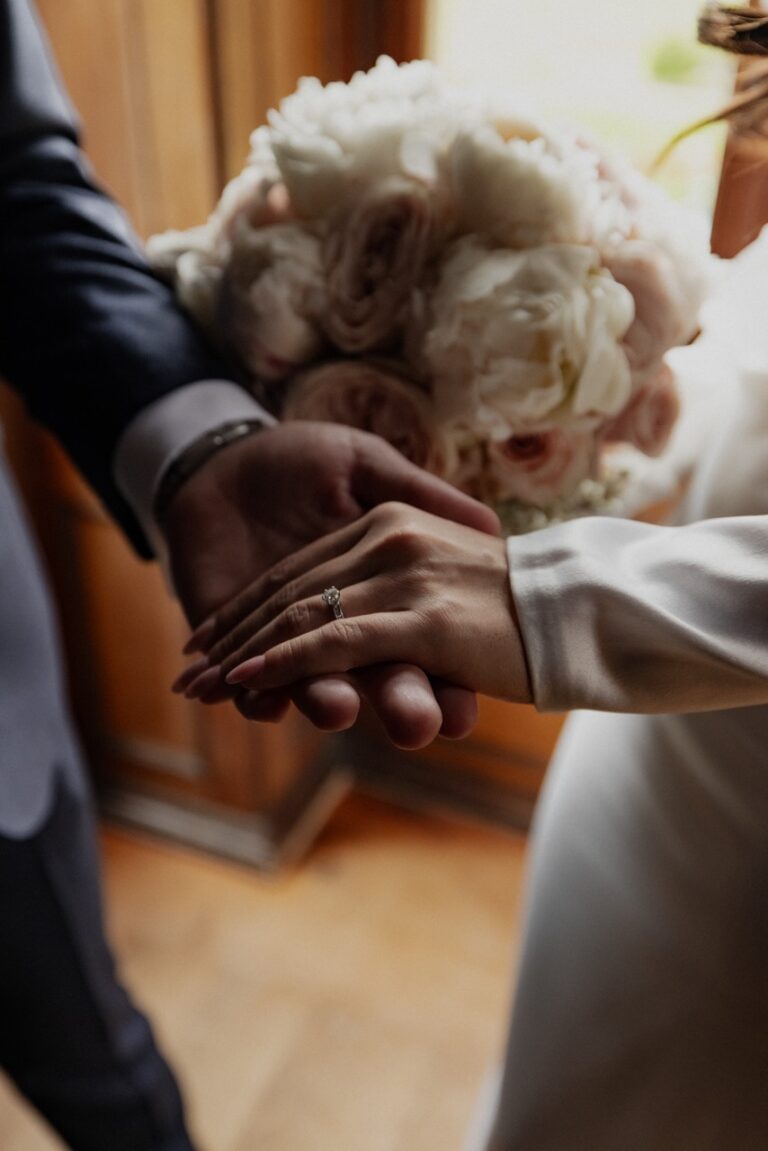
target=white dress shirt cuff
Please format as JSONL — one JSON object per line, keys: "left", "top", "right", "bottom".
{"left": 113, "top": 381, "right": 275, "bottom": 552}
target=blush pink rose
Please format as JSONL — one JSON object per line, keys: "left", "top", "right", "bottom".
{"left": 282, "top": 359, "right": 445, "bottom": 471}
{"left": 487, "top": 428, "right": 599, "bottom": 506}
{"left": 603, "top": 363, "right": 680, "bottom": 457}
{"left": 322, "top": 178, "right": 435, "bottom": 354}
{"left": 603, "top": 241, "right": 695, "bottom": 376}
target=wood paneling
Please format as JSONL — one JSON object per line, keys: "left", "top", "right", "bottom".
{"left": 36, "top": 0, "right": 219, "bottom": 234}
{"left": 212, "top": 0, "right": 334, "bottom": 179}
{"left": 211, "top": 0, "right": 427, "bottom": 180}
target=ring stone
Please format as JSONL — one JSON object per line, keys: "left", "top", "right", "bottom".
{"left": 322, "top": 586, "right": 344, "bottom": 619}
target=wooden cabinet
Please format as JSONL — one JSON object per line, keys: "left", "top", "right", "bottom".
{"left": 4, "top": 0, "right": 565, "bottom": 867}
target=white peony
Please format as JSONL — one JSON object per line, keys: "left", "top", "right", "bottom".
{"left": 267, "top": 56, "right": 477, "bottom": 218}
{"left": 450, "top": 123, "right": 599, "bottom": 249}
{"left": 425, "top": 239, "right": 634, "bottom": 436}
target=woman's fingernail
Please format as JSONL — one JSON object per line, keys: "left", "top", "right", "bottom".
{"left": 183, "top": 617, "right": 216, "bottom": 654}
{"left": 226, "top": 655, "right": 265, "bottom": 685}
{"left": 171, "top": 656, "right": 210, "bottom": 693}
{"left": 184, "top": 666, "right": 222, "bottom": 699}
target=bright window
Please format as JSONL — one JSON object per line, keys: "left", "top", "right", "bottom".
{"left": 426, "top": 0, "right": 735, "bottom": 216}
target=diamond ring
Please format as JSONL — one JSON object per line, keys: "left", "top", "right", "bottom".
{"left": 322, "top": 586, "right": 345, "bottom": 620}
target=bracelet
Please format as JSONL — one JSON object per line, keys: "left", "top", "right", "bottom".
{"left": 153, "top": 418, "right": 269, "bottom": 529}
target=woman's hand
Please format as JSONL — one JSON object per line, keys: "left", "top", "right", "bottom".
{"left": 166, "top": 422, "right": 501, "bottom": 746}
{"left": 178, "top": 503, "right": 533, "bottom": 706}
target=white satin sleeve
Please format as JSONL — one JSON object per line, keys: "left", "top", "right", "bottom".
{"left": 507, "top": 515, "right": 768, "bottom": 714}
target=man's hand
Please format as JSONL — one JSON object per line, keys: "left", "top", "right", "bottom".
{"left": 163, "top": 421, "right": 500, "bottom": 748}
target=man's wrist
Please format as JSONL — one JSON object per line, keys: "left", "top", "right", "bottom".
{"left": 153, "top": 418, "right": 270, "bottom": 529}
{"left": 113, "top": 380, "right": 276, "bottom": 554}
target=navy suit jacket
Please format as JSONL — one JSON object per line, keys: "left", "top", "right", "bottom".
{"left": 0, "top": 0, "right": 230, "bottom": 555}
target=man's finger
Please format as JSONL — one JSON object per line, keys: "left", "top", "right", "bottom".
{"left": 355, "top": 664, "right": 443, "bottom": 750}
{"left": 354, "top": 438, "right": 501, "bottom": 537}
{"left": 431, "top": 680, "right": 479, "bottom": 739}
{"left": 235, "top": 688, "right": 292, "bottom": 723}
{"left": 290, "top": 676, "right": 362, "bottom": 731}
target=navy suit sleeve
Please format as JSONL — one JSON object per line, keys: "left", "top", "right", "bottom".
{"left": 0, "top": 0, "right": 232, "bottom": 555}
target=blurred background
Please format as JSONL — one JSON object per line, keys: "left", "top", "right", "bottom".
{"left": 429, "top": 0, "right": 733, "bottom": 211}
{"left": 0, "top": 0, "right": 744, "bottom": 878}
{"left": 0, "top": 2, "right": 762, "bottom": 1148}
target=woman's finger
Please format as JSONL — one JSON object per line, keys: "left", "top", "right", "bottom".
{"left": 183, "top": 513, "right": 373, "bottom": 655}
{"left": 211, "top": 574, "right": 397, "bottom": 689}
{"left": 226, "top": 612, "right": 420, "bottom": 692}
{"left": 205, "top": 547, "right": 392, "bottom": 672}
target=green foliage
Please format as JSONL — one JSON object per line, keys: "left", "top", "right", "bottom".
{"left": 650, "top": 38, "right": 702, "bottom": 85}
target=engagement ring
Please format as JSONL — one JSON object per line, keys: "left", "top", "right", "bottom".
{"left": 322, "top": 586, "right": 344, "bottom": 620}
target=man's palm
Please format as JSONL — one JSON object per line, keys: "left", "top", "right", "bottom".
{"left": 164, "top": 421, "right": 499, "bottom": 746}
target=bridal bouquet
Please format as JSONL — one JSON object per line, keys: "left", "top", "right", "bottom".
{"left": 149, "top": 57, "right": 713, "bottom": 530}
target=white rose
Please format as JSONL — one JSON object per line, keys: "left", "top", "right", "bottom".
{"left": 146, "top": 227, "right": 222, "bottom": 337}
{"left": 146, "top": 224, "right": 213, "bottom": 279}
{"left": 219, "top": 220, "right": 326, "bottom": 380}
{"left": 323, "top": 178, "right": 435, "bottom": 353}
{"left": 267, "top": 56, "right": 476, "bottom": 218}
{"left": 283, "top": 359, "right": 448, "bottom": 472}
{"left": 450, "top": 123, "right": 598, "bottom": 248}
{"left": 210, "top": 168, "right": 292, "bottom": 249}
{"left": 424, "top": 239, "right": 634, "bottom": 436}
{"left": 146, "top": 131, "right": 291, "bottom": 333}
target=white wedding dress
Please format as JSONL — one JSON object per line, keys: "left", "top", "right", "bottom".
{"left": 469, "top": 233, "right": 768, "bottom": 1150}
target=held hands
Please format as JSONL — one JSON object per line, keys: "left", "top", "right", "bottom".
{"left": 178, "top": 503, "right": 533, "bottom": 708}
{"left": 164, "top": 421, "right": 502, "bottom": 747}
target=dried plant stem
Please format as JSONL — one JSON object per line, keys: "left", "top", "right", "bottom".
{"left": 698, "top": 5, "right": 768, "bottom": 57}
{"left": 653, "top": 6, "right": 768, "bottom": 172}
